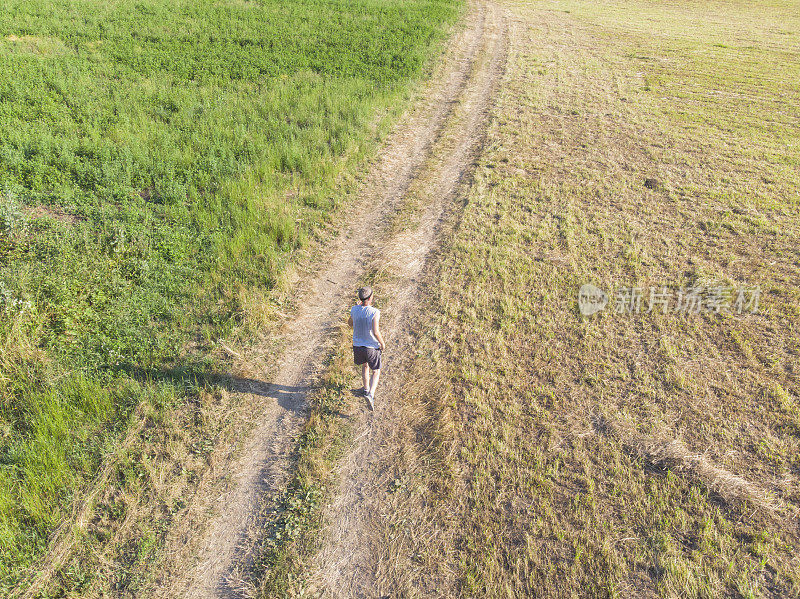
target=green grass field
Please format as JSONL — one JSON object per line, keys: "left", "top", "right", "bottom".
{"left": 0, "top": 0, "right": 459, "bottom": 590}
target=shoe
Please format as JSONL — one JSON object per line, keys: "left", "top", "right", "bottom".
{"left": 364, "top": 387, "right": 370, "bottom": 397}
{"left": 366, "top": 392, "right": 374, "bottom": 411}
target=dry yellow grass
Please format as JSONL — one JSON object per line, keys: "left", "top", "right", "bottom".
{"left": 3, "top": 35, "right": 68, "bottom": 56}
{"left": 365, "top": 0, "right": 800, "bottom": 597}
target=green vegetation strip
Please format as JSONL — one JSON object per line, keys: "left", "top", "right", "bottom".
{"left": 250, "top": 331, "right": 357, "bottom": 597}
{"left": 0, "top": 0, "right": 460, "bottom": 590}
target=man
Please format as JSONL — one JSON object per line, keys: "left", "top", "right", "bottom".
{"left": 348, "top": 286, "right": 385, "bottom": 410}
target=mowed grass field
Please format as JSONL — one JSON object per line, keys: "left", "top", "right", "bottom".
{"left": 0, "top": 0, "right": 460, "bottom": 591}
{"left": 377, "top": 0, "right": 799, "bottom": 597}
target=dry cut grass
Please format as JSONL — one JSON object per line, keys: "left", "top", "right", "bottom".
{"left": 372, "top": 1, "right": 800, "bottom": 597}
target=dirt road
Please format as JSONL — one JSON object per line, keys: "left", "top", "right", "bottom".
{"left": 305, "top": 3, "right": 507, "bottom": 597}
{"left": 156, "top": 1, "right": 507, "bottom": 596}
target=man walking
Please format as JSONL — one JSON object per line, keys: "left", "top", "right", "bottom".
{"left": 348, "top": 286, "right": 385, "bottom": 410}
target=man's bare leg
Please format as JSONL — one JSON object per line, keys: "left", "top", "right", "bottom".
{"left": 362, "top": 363, "right": 370, "bottom": 394}
{"left": 369, "top": 369, "right": 381, "bottom": 397}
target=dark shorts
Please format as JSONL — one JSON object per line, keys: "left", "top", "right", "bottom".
{"left": 353, "top": 346, "right": 381, "bottom": 370}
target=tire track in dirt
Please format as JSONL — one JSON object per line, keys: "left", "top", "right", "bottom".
{"left": 306, "top": 3, "right": 508, "bottom": 597}
{"left": 154, "top": 3, "right": 500, "bottom": 597}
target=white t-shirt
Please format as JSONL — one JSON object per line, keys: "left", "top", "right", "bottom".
{"left": 351, "top": 304, "right": 380, "bottom": 348}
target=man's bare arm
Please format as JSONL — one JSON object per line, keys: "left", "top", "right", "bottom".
{"left": 372, "top": 313, "right": 385, "bottom": 351}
